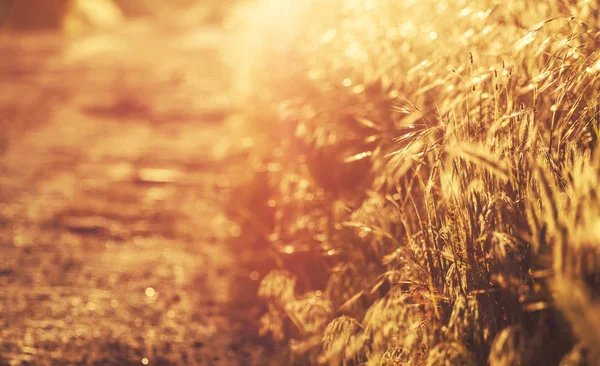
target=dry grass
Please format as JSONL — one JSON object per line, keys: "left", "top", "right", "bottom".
{"left": 226, "top": 0, "right": 600, "bottom": 364}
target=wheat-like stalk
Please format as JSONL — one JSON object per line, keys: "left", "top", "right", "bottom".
{"left": 227, "top": 0, "right": 600, "bottom": 363}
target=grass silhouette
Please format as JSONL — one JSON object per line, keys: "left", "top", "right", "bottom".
{"left": 227, "top": 0, "right": 600, "bottom": 364}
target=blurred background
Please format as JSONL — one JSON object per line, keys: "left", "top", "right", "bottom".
{"left": 2, "top": 0, "right": 238, "bottom": 30}
{"left": 0, "top": 1, "right": 278, "bottom": 365}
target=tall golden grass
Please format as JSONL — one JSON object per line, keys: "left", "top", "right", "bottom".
{"left": 227, "top": 0, "right": 600, "bottom": 364}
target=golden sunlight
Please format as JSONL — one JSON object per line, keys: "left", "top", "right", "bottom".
{"left": 1, "top": 0, "right": 599, "bottom": 364}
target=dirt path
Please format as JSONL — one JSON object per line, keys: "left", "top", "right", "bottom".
{"left": 0, "top": 22, "right": 271, "bottom": 365}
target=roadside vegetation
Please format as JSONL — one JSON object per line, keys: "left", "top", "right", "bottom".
{"left": 227, "top": 0, "right": 600, "bottom": 364}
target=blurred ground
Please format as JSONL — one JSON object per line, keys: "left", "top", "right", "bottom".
{"left": 0, "top": 16, "right": 273, "bottom": 366}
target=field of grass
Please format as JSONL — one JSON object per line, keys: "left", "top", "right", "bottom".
{"left": 226, "top": 0, "right": 600, "bottom": 364}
